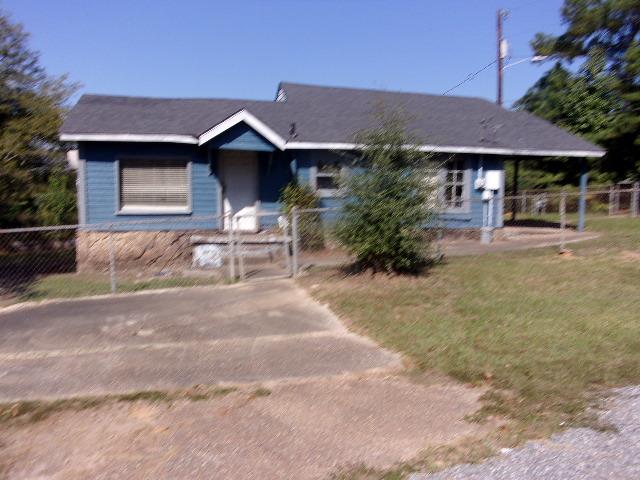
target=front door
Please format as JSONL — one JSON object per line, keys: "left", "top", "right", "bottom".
{"left": 219, "top": 150, "right": 259, "bottom": 231}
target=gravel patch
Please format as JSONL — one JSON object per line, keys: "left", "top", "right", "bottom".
{"left": 411, "top": 386, "right": 640, "bottom": 480}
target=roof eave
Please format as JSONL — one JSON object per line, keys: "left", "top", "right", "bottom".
{"left": 285, "top": 141, "right": 606, "bottom": 158}
{"left": 59, "top": 135, "right": 605, "bottom": 158}
{"left": 59, "top": 133, "right": 198, "bottom": 144}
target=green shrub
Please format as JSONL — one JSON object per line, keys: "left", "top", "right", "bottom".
{"left": 36, "top": 168, "right": 77, "bottom": 226}
{"left": 279, "top": 182, "right": 324, "bottom": 250}
{"left": 335, "top": 112, "right": 438, "bottom": 273}
{"left": 280, "top": 182, "right": 320, "bottom": 213}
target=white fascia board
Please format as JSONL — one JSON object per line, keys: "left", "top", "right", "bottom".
{"left": 60, "top": 133, "right": 198, "bottom": 144}
{"left": 197, "top": 109, "right": 286, "bottom": 150}
{"left": 284, "top": 141, "right": 605, "bottom": 158}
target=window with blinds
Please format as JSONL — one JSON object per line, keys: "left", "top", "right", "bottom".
{"left": 119, "top": 158, "right": 190, "bottom": 212}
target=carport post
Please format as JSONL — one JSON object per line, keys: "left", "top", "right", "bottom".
{"left": 578, "top": 160, "right": 589, "bottom": 232}
{"left": 291, "top": 207, "right": 300, "bottom": 277}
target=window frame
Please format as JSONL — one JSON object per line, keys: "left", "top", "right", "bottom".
{"left": 441, "top": 157, "right": 470, "bottom": 213}
{"left": 114, "top": 156, "right": 193, "bottom": 215}
{"left": 311, "top": 161, "right": 348, "bottom": 198}
{"left": 426, "top": 157, "right": 471, "bottom": 214}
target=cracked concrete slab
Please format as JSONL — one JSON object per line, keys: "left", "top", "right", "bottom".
{"left": 0, "top": 376, "right": 486, "bottom": 480}
{"left": 0, "top": 280, "right": 400, "bottom": 401}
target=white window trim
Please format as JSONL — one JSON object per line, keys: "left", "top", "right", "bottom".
{"left": 439, "top": 159, "right": 471, "bottom": 214}
{"left": 310, "top": 165, "right": 348, "bottom": 198}
{"left": 425, "top": 159, "right": 472, "bottom": 215}
{"left": 114, "top": 156, "right": 193, "bottom": 216}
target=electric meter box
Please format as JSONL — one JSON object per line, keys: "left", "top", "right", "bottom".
{"left": 484, "top": 170, "right": 503, "bottom": 191}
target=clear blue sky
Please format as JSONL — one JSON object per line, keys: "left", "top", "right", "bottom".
{"left": 4, "top": 0, "right": 565, "bottom": 107}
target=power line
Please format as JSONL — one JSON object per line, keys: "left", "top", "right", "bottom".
{"left": 442, "top": 59, "right": 497, "bottom": 96}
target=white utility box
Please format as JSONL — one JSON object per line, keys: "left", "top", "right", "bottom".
{"left": 484, "top": 170, "right": 503, "bottom": 191}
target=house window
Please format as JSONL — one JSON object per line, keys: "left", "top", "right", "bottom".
{"left": 425, "top": 158, "right": 469, "bottom": 212}
{"left": 443, "top": 159, "right": 467, "bottom": 210}
{"left": 118, "top": 158, "right": 190, "bottom": 213}
{"left": 314, "top": 161, "right": 343, "bottom": 197}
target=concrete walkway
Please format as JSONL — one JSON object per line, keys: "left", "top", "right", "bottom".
{"left": 444, "top": 228, "right": 599, "bottom": 257}
{"left": 0, "top": 376, "right": 487, "bottom": 480}
{"left": 300, "top": 228, "right": 599, "bottom": 269}
{"left": 0, "top": 280, "right": 400, "bottom": 401}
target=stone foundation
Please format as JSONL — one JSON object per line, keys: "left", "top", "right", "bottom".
{"left": 76, "top": 229, "right": 220, "bottom": 274}
{"left": 440, "top": 228, "right": 482, "bottom": 241}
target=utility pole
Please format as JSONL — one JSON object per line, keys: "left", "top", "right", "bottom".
{"left": 496, "top": 9, "right": 508, "bottom": 106}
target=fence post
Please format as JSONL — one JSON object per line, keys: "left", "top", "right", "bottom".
{"left": 632, "top": 182, "right": 639, "bottom": 218}
{"left": 559, "top": 191, "right": 567, "bottom": 252}
{"left": 108, "top": 223, "right": 117, "bottom": 294}
{"left": 609, "top": 185, "right": 615, "bottom": 216}
{"left": 283, "top": 217, "right": 293, "bottom": 277}
{"left": 291, "top": 206, "right": 300, "bottom": 277}
{"left": 522, "top": 192, "right": 527, "bottom": 214}
{"left": 237, "top": 219, "right": 245, "bottom": 281}
{"left": 227, "top": 212, "right": 236, "bottom": 281}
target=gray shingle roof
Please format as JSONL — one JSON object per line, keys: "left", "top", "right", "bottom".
{"left": 61, "top": 82, "right": 604, "bottom": 156}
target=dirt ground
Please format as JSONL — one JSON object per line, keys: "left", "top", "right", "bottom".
{"left": 0, "top": 375, "right": 487, "bottom": 480}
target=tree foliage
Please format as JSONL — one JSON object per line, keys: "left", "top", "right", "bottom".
{"left": 334, "top": 112, "right": 437, "bottom": 274}
{"left": 524, "top": 0, "right": 640, "bottom": 182}
{"left": 0, "top": 9, "right": 77, "bottom": 227}
{"left": 279, "top": 182, "right": 324, "bottom": 250}
{"left": 514, "top": 62, "right": 623, "bottom": 187}
{"left": 35, "top": 167, "right": 77, "bottom": 226}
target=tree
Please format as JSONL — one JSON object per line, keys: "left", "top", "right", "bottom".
{"left": 529, "top": 0, "right": 640, "bottom": 181}
{"left": 514, "top": 62, "right": 623, "bottom": 187}
{"left": 0, "top": 9, "right": 77, "bottom": 227}
{"left": 334, "top": 112, "right": 438, "bottom": 273}
{"left": 35, "top": 167, "right": 77, "bottom": 226}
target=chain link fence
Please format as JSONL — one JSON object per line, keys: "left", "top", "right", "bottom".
{"left": 0, "top": 183, "right": 637, "bottom": 305}
{"left": 504, "top": 185, "right": 639, "bottom": 225}
{"left": 0, "top": 212, "right": 293, "bottom": 305}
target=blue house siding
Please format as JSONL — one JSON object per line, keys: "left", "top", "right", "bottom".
{"left": 441, "top": 155, "right": 504, "bottom": 229}
{"left": 80, "top": 142, "right": 221, "bottom": 231}
{"left": 79, "top": 139, "right": 504, "bottom": 232}
{"left": 291, "top": 150, "right": 504, "bottom": 229}
{"left": 209, "top": 123, "right": 275, "bottom": 152}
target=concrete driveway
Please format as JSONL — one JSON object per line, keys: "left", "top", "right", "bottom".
{"left": 0, "top": 280, "right": 400, "bottom": 401}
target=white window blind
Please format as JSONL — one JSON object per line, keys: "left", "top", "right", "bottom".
{"left": 119, "top": 159, "right": 189, "bottom": 211}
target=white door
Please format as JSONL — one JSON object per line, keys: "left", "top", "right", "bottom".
{"left": 219, "top": 151, "right": 259, "bottom": 231}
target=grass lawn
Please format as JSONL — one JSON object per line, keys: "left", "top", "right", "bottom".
{"left": 16, "top": 273, "right": 223, "bottom": 303}
{"left": 302, "top": 217, "right": 640, "bottom": 445}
